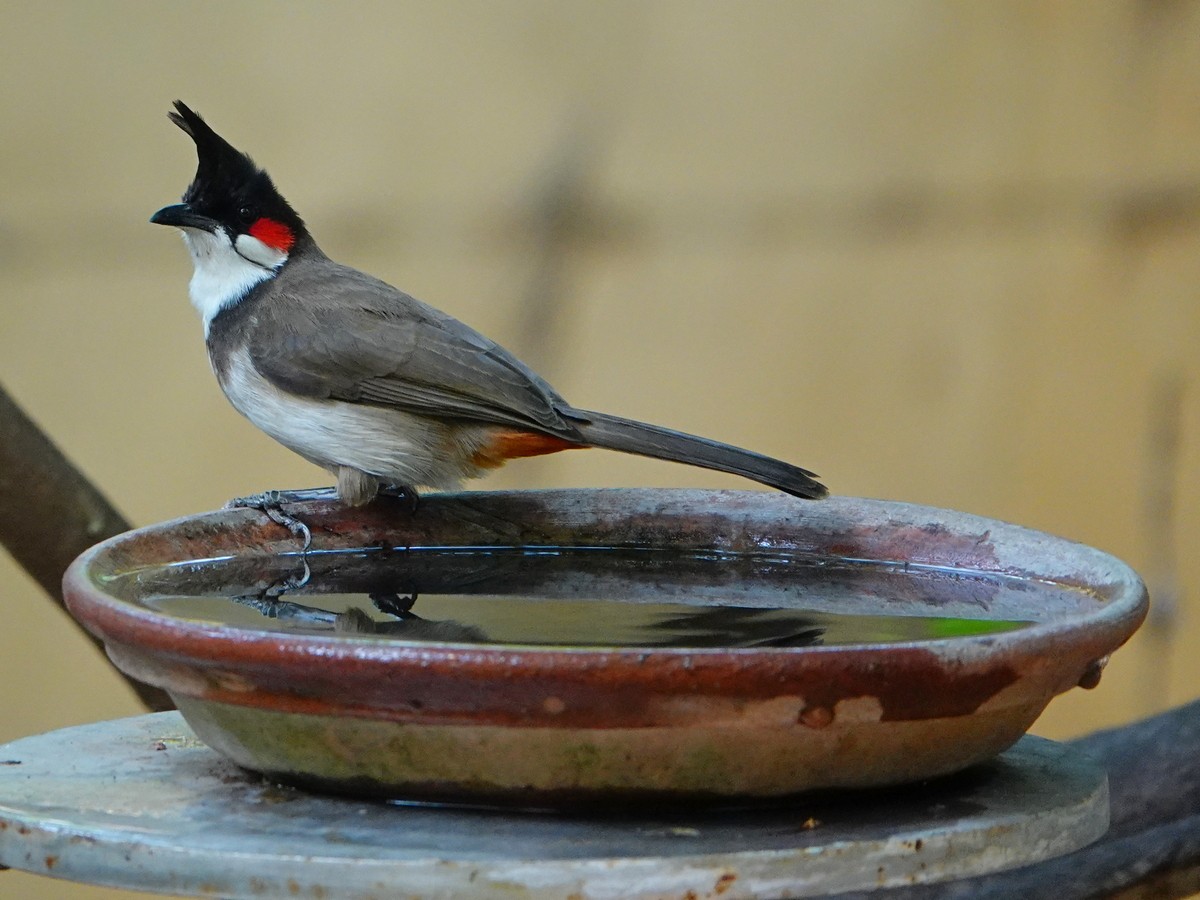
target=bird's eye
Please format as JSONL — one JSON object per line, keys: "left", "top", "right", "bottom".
{"left": 237, "top": 205, "right": 257, "bottom": 224}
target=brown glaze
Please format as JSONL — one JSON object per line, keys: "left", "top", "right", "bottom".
{"left": 62, "top": 489, "right": 1147, "bottom": 801}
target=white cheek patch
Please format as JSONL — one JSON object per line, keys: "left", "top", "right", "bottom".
{"left": 234, "top": 232, "right": 288, "bottom": 269}
{"left": 180, "top": 228, "right": 285, "bottom": 333}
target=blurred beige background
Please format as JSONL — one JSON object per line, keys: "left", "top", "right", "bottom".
{"left": 2, "top": 2, "right": 1198, "bottom": 897}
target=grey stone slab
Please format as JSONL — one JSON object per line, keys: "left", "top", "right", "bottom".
{"left": 0, "top": 713, "right": 1106, "bottom": 899}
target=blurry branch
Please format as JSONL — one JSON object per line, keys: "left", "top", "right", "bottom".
{"left": 0, "top": 382, "right": 173, "bottom": 711}
{"left": 1139, "top": 371, "right": 1184, "bottom": 701}
{"left": 510, "top": 118, "right": 617, "bottom": 374}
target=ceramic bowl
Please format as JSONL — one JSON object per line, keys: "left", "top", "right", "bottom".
{"left": 63, "top": 489, "right": 1147, "bottom": 806}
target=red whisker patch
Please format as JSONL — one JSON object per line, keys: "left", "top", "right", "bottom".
{"left": 248, "top": 217, "right": 295, "bottom": 253}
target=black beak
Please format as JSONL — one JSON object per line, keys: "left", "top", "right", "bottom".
{"left": 150, "top": 203, "right": 218, "bottom": 232}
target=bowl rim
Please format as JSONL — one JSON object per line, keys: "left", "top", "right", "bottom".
{"left": 62, "top": 488, "right": 1147, "bottom": 673}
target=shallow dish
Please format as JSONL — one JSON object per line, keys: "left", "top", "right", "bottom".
{"left": 63, "top": 489, "right": 1146, "bottom": 805}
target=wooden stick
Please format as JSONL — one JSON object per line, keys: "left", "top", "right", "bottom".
{"left": 0, "top": 382, "right": 173, "bottom": 711}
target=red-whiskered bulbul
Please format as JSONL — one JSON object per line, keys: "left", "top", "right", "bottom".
{"left": 151, "top": 101, "right": 826, "bottom": 510}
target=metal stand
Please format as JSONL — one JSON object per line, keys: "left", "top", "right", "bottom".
{"left": 0, "top": 713, "right": 1107, "bottom": 899}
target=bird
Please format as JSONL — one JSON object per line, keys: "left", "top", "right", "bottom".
{"left": 151, "top": 101, "right": 826, "bottom": 512}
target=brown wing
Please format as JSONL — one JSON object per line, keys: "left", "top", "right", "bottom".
{"left": 245, "top": 262, "right": 584, "bottom": 439}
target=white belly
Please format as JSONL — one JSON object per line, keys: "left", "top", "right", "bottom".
{"left": 217, "top": 346, "right": 488, "bottom": 490}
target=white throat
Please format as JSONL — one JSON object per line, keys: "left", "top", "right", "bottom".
{"left": 181, "top": 228, "right": 287, "bottom": 333}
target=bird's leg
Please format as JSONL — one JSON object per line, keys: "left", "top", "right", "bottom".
{"left": 227, "top": 487, "right": 339, "bottom": 505}
{"left": 370, "top": 591, "right": 419, "bottom": 618}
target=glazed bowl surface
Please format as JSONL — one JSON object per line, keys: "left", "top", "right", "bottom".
{"left": 63, "top": 489, "right": 1147, "bottom": 805}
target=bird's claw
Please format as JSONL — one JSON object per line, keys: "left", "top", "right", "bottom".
{"left": 232, "top": 557, "right": 313, "bottom": 618}
{"left": 262, "top": 505, "right": 312, "bottom": 552}
{"left": 226, "top": 490, "right": 328, "bottom": 553}
{"left": 378, "top": 483, "right": 420, "bottom": 514}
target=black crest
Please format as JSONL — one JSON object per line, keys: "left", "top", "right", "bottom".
{"left": 166, "top": 101, "right": 305, "bottom": 235}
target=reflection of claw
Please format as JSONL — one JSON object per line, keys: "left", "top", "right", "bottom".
{"left": 232, "top": 557, "right": 313, "bottom": 618}
{"left": 280, "top": 556, "right": 312, "bottom": 592}
{"left": 370, "top": 591, "right": 418, "bottom": 617}
{"left": 232, "top": 592, "right": 284, "bottom": 618}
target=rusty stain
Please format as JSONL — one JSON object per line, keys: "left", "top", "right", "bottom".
{"left": 43, "top": 854, "right": 57, "bottom": 869}
{"left": 827, "top": 522, "right": 999, "bottom": 571}
{"left": 714, "top": 870, "right": 737, "bottom": 894}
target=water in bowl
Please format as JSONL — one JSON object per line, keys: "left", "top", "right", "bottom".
{"left": 95, "top": 544, "right": 1069, "bottom": 649}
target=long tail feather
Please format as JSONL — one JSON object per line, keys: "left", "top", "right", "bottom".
{"left": 570, "top": 409, "right": 826, "bottom": 499}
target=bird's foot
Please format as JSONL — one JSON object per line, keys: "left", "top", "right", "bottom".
{"left": 225, "top": 489, "right": 336, "bottom": 553}
{"left": 377, "top": 483, "right": 420, "bottom": 514}
{"left": 370, "top": 591, "right": 419, "bottom": 618}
